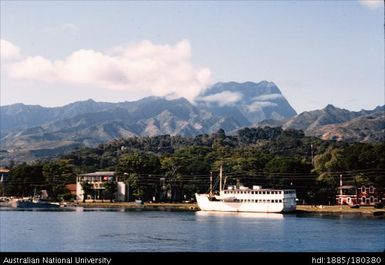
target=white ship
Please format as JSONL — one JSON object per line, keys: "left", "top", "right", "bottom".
{"left": 195, "top": 166, "right": 296, "bottom": 213}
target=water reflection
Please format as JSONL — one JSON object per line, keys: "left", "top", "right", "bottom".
{"left": 195, "top": 211, "right": 284, "bottom": 219}
{"left": 0, "top": 207, "right": 82, "bottom": 212}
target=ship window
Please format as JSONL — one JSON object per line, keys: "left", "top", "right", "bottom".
{"left": 263, "top": 191, "right": 266, "bottom": 194}
{"left": 279, "top": 199, "right": 282, "bottom": 203}
{"left": 369, "top": 186, "right": 374, "bottom": 193}
{"left": 370, "top": 196, "right": 374, "bottom": 203}
{"left": 267, "top": 191, "right": 270, "bottom": 195}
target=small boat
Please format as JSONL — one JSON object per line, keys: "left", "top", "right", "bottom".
{"left": 13, "top": 197, "right": 60, "bottom": 208}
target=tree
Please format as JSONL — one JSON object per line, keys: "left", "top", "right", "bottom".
{"left": 42, "top": 160, "right": 75, "bottom": 201}
{"left": 103, "top": 181, "right": 117, "bottom": 202}
{"left": 116, "top": 151, "right": 161, "bottom": 175}
{"left": 80, "top": 181, "right": 93, "bottom": 203}
{"left": 6, "top": 163, "right": 45, "bottom": 197}
{"left": 116, "top": 151, "right": 161, "bottom": 201}
{"left": 313, "top": 148, "right": 347, "bottom": 185}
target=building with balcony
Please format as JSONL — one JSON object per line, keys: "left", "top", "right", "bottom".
{"left": 336, "top": 185, "right": 384, "bottom": 206}
{"left": 76, "top": 171, "right": 127, "bottom": 202}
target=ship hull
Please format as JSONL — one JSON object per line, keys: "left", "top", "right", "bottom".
{"left": 195, "top": 193, "right": 296, "bottom": 213}
{"left": 13, "top": 200, "right": 60, "bottom": 208}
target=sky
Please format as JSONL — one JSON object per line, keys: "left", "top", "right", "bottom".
{"left": 0, "top": 0, "right": 384, "bottom": 113}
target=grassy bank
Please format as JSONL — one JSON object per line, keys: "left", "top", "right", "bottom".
{"left": 70, "top": 202, "right": 384, "bottom": 216}
{"left": 296, "top": 205, "right": 385, "bottom": 216}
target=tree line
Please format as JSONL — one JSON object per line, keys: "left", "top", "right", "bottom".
{"left": 2, "top": 127, "right": 384, "bottom": 204}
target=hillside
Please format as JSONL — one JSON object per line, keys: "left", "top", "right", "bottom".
{"left": 257, "top": 105, "right": 384, "bottom": 143}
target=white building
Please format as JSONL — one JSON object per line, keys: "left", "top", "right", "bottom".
{"left": 76, "top": 171, "right": 127, "bottom": 202}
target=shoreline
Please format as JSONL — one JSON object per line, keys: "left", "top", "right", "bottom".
{"left": 67, "top": 202, "right": 385, "bottom": 216}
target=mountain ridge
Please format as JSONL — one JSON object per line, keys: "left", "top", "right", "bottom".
{"left": 1, "top": 81, "right": 383, "bottom": 164}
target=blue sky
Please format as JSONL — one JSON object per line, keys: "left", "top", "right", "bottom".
{"left": 1, "top": 0, "right": 383, "bottom": 113}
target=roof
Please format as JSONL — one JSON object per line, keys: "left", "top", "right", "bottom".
{"left": 65, "top": 183, "right": 77, "bottom": 192}
{"left": 79, "top": 171, "right": 116, "bottom": 177}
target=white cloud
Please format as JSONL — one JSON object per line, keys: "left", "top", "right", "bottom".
{"left": 6, "top": 39, "right": 212, "bottom": 102}
{"left": 254, "top": 93, "right": 284, "bottom": 101}
{"left": 247, "top": 101, "right": 278, "bottom": 112}
{"left": 359, "top": 0, "right": 383, "bottom": 9}
{"left": 200, "top": 91, "right": 243, "bottom": 106}
{"left": 0, "top": 39, "right": 21, "bottom": 61}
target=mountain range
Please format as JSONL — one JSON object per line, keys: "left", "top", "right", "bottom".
{"left": 1, "top": 81, "right": 383, "bottom": 164}
{"left": 258, "top": 104, "right": 385, "bottom": 143}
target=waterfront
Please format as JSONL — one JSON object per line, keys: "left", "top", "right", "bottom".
{"left": 0, "top": 209, "right": 384, "bottom": 252}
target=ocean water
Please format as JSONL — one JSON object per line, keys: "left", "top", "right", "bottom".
{"left": 0, "top": 208, "right": 384, "bottom": 252}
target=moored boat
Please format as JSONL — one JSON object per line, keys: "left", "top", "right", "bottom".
{"left": 12, "top": 197, "right": 61, "bottom": 208}
{"left": 195, "top": 166, "right": 296, "bottom": 213}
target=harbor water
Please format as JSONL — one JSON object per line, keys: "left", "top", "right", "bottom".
{"left": 0, "top": 208, "right": 384, "bottom": 252}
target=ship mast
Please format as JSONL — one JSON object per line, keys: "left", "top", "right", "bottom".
{"left": 219, "top": 164, "right": 223, "bottom": 192}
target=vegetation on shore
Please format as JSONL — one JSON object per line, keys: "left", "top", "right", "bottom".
{"left": 2, "top": 127, "right": 384, "bottom": 204}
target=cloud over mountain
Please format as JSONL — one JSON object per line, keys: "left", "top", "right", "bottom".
{"left": 5, "top": 39, "right": 212, "bottom": 102}
{"left": 199, "top": 91, "right": 243, "bottom": 106}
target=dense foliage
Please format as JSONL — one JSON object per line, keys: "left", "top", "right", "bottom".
{"left": 3, "top": 127, "right": 384, "bottom": 204}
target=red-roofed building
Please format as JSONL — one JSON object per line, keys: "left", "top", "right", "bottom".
{"left": 65, "top": 183, "right": 77, "bottom": 195}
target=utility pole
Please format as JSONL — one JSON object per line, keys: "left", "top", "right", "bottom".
{"left": 339, "top": 174, "right": 343, "bottom": 205}
{"left": 310, "top": 143, "right": 314, "bottom": 167}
